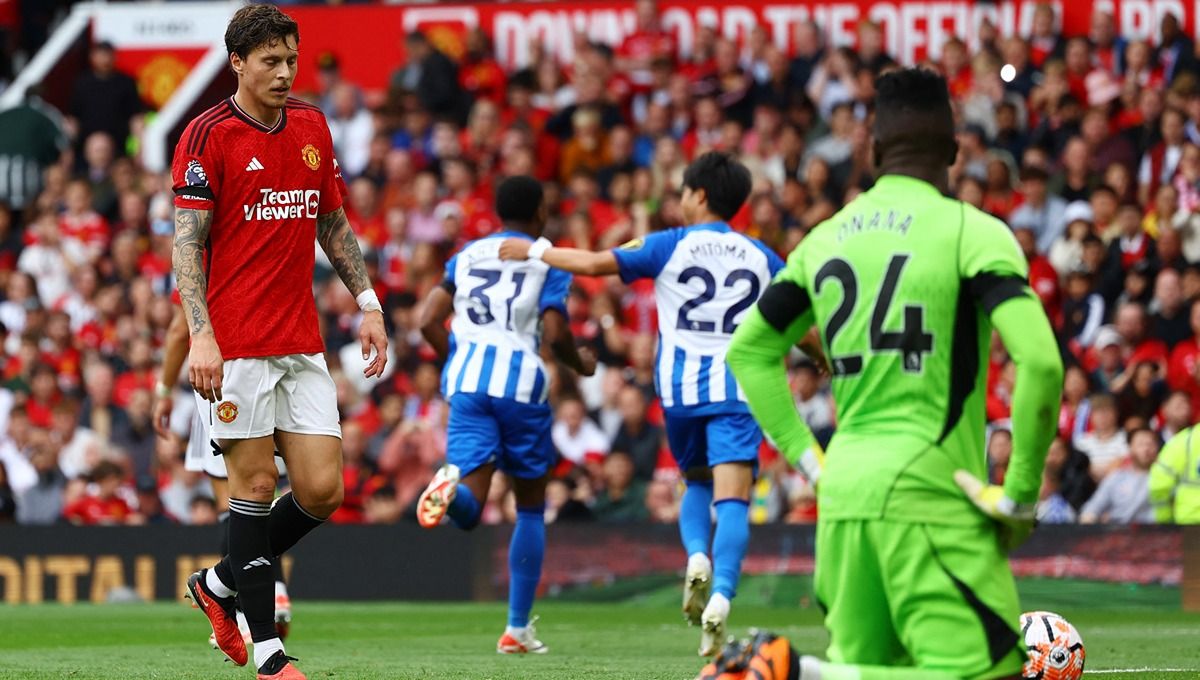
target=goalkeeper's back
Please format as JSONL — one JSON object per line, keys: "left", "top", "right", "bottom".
{"left": 791, "top": 179, "right": 1026, "bottom": 480}
{"left": 751, "top": 68, "right": 1061, "bottom": 525}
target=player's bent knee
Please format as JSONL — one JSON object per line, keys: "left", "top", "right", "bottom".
{"left": 295, "top": 481, "right": 343, "bottom": 518}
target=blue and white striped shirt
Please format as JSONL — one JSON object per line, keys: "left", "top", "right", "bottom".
{"left": 613, "top": 223, "right": 784, "bottom": 415}
{"left": 440, "top": 232, "right": 571, "bottom": 405}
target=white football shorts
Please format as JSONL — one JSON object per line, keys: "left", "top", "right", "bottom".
{"left": 196, "top": 353, "right": 341, "bottom": 441}
{"left": 183, "top": 406, "right": 228, "bottom": 478}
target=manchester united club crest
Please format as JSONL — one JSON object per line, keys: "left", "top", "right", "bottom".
{"left": 301, "top": 144, "right": 320, "bottom": 171}
{"left": 216, "top": 401, "right": 239, "bottom": 424}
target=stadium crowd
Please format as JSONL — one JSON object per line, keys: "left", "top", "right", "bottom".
{"left": 0, "top": 1, "right": 1198, "bottom": 527}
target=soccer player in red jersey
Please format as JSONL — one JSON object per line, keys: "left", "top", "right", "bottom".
{"left": 154, "top": 294, "right": 295, "bottom": 647}
{"left": 170, "top": 6, "right": 387, "bottom": 679}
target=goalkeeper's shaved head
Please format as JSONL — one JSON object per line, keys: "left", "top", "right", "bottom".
{"left": 872, "top": 68, "right": 957, "bottom": 185}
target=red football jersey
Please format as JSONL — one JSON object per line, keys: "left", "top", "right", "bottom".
{"left": 172, "top": 96, "right": 346, "bottom": 360}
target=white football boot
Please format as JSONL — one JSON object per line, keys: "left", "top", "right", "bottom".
{"left": 496, "top": 616, "right": 548, "bottom": 654}
{"left": 416, "top": 464, "right": 461, "bottom": 528}
{"left": 699, "top": 593, "right": 730, "bottom": 657}
{"left": 682, "top": 553, "right": 712, "bottom": 626}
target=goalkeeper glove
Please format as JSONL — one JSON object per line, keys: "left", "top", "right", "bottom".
{"left": 953, "top": 469, "right": 1036, "bottom": 551}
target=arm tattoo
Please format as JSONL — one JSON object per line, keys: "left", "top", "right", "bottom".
{"left": 317, "top": 207, "right": 372, "bottom": 297}
{"left": 172, "top": 208, "right": 214, "bottom": 335}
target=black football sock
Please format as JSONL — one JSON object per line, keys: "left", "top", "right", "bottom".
{"left": 227, "top": 497, "right": 277, "bottom": 643}
{"left": 213, "top": 512, "right": 236, "bottom": 592}
{"left": 214, "top": 492, "right": 325, "bottom": 581}
{"left": 265, "top": 492, "right": 326, "bottom": 557}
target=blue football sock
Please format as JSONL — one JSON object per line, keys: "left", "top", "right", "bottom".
{"left": 711, "top": 498, "right": 750, "bottom": 600}
{"left": 508, "top": 506, "right": 545, "bottom": 628}
{"left": 446, "top": 484, "right": 481, "bottom": 530}
{"left": 679, "top": 481, "right": 713, "bottom": 557}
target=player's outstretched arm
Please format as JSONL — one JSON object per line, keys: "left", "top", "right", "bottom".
{"left": 728, "top": 282, "right": 822, "bottom": 482}
{"left": 317, "top": 207, "right": 388, "bottom": 378}
{"left": 153, "top": 306, "right": 190, "bottom": 438}
{"left": 542, "top": 309, "right": 596, "bottom": 377}
{"left": 498, "top": 238, "right": 620, "bottom": 276}
{"left": 173, "top": 207, "right": 223, "bottom": 402}
{"left": 418, "top": 284, "right": 454, "bottom": 361}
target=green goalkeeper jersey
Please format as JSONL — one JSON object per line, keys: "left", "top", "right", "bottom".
{"left": 729, "top": 175, "right": 1062, "bottom": 526}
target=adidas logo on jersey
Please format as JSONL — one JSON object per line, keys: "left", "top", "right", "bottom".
{"left": 245, "top": 157, "right": 265, "bottom": 172}
{"left": 243, "top": 556, "right": 272, "bottom": 570}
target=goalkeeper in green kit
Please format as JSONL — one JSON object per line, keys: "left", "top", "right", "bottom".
{"left": 728, "top": 69, "right": 1063, "bottom": 679}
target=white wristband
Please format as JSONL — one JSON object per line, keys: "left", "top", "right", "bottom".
{"left": 527, "top": 237, "right": 552, "bottom": 261}
{"left": 356, "top": 289, "right": 383, "bottom": 313}
{"left": 154, "top": 382, "right": 172, "bottom": 400}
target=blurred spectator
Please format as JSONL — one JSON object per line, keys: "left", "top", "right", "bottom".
{"left": 19, "top": 212, "right": 84, "bottom": 308}
{"left": 331, "top": 421, "right": 386, "bottom": 524}
{"left": 1114, "top": 360, "right": 1166, "bottom": 426}
{"left": 78, "top": 361, "right": 130, "bottom": 445}
{"left": 189, "top": 496, "right": 218, "bottom": 526}
{"left": 1090, "top": 326, "right": 1124, "bottom": 393}
{"left": 1138, "top": 108, "right": 1187, "bottom": 205}
{"left": 1158, "top": 13, "right": 1195, "bottom": 84}
{"left": 788, "top": 21, "right": 823, "bottom": 92}
{"left": 1015, "top": 227, "right": 1060, "bottom": 322}
{"left": 1167, "top": 298, "right": 1200, "bottom": 414}
{"left": 1150, "top": 268, "right": 1190, "bottom": 348}
{"left": 645, "top": 478, "right": 680, "bottom": 523}
{"left": 1073, "top": 393, "right": 1128, "bottom": 480}
{"left": 1009, "top": 166, "right": 1068, "bottom": 253}
{"left": 609, "top": 384, "right": 662, "bottom": 481}
{"left": 16, "top": 431, "right": 65, "bottom": 524}
{"left": 792, "top": 359, "right": 834, "bottom": 446}
{"left": 544, "top": 474, "right": 593, "bottom": 523}
{"left": 1037, "top": 438, "right": 1077, "bottom": 524}
{"left": 1080, "top": 427, "right": 1158, "bottom": 523}
{"left": 1113, "top": 301, "right": 1168, "bottom": 368}
{"left": 113, "top": 388, "right": 156, "bottom": 477}
{"left": 1059, "top": 365, "right": 1090, "bottom": 441}
{"left": 551, "top": 397, "right": 608, "bottom": 468}
{"left": 394, "top": 31, "right": 467, "bottom": 125}
{"left": 364, "top": 484, "right": 404, "bottom": 525}
{"left": 1160, "top": 390, "right": 1193, "bottom": 440}
{"left": 592, "top": 451, "right": 647, "bottom": 522}
{"left": 68, "top": 42, "right": 142, "bottom": 158}
{"left": 616, "top": 0, "right": 676, "bottom": 88}
{"left": 328, "top": 82, "right": 375, "bottom": 179}
{"left": 157, "top": 435, "right": 211, "bottom": 523}
{"left": 1048, "top": 202, "right": 1093, "bottom": 278}
{"left": 132, "top": 474, "right": 173, "bottom": 524}
{"left": 62, "top": 460, "right": 131, "bottom": 525}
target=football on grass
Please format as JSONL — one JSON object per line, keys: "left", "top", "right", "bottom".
{"left": 1020, "top": 611, "right": 1085, "bottom": 680}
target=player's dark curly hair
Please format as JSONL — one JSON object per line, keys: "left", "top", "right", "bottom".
{"left": 225, "top": 4, "right": 299, "bottom": 60}
{"left": 495, "top": 175, "right": 544, "bottom": 224}
{"left": 873, "top": 68, "right": 956, "bottom": 165}
{"left": 682, "top": 151, "right": 752, "bottom": 221}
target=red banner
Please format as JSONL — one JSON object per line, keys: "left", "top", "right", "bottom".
{"left": 286, "top": 0, "right": 1198, "bottom": 95}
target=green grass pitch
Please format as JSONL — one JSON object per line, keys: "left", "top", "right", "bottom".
{"left": 0, "top": 600, "right": 1196, "bottom": 679}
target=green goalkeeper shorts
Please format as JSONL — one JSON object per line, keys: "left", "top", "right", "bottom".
{"left": 814, "top": 519, "right": 1025, "bottom": 679}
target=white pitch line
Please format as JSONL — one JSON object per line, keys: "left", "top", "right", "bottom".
{"left": 1088, "top": 669, "right": 1196, "bottom": 674}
